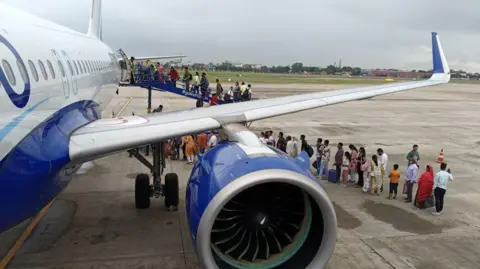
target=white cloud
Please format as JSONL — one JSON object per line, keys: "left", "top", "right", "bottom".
{"left": 3, "top": 0, "right": 480, "bottom": 71}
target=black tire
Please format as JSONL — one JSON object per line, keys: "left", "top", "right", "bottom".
{"left": 135, "top": 173, "right": 151, "bottom": 209}
{"left": 164, "top": 173, "right": 179, "bottom": 211}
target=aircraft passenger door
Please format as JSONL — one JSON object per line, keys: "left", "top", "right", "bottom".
{"left": 51, "top": 49, "right": 70, "bottom": 98}
{"left": 61, "top": 50, "right": 78, "bottom": 95}
{"left": 116, "top": 48, "right": 130, "bottom": 81}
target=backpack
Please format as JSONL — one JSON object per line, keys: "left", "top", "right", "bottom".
{"left": 188, "top": 73, "right": 192, "bottom": 80}
{"left": 306, "top": 145, "right": 314, "bottom": 158}
{"left": 242, "top": 88, "right": 250, "bottom": 99}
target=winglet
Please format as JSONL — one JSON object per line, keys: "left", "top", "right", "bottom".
{"left": 87, "top": 0, "right": 102, "bottom": 40}
{"left": 430, "top": 32, "right": 450, "bottom": 82}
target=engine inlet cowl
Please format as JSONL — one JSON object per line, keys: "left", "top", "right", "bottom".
{"left": 196, "top": 169, "right": 337, "bottom": 269}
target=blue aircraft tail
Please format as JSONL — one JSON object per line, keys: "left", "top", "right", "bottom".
{"left": 431, "top": 32, "right": 450, "bottom": 75}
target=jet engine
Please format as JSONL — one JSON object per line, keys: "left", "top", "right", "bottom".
{"left": 185, "top": 140, "right": 337, "bottom": 269}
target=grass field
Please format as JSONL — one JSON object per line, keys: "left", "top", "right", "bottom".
{"left": 203, "top": 72, "right": 400, "bottom": 85}
{"left": 179, "top": 71, "right": 480, "bottom": 85}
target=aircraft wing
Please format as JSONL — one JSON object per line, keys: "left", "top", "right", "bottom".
{"left": 133, "top": 55, "right": 187, "bottom": 61}
{"left": 69, "top": 32, "right": 450, "bottom": 163}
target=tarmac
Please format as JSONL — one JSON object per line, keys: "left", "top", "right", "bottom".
{"left": 2, "top": 82, "right": 480, "bottom": 269}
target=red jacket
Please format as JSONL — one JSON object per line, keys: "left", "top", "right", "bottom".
{"left": 169, "top": 70, "right": 179, "bottom": 80}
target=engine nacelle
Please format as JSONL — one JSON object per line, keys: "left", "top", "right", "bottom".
{"left": 186, "top": 141, "right": 337, "bottom": 269}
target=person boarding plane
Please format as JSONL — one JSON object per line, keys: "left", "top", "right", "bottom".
{"left": 0, "top": 1, "right": 450, "bottom": 268}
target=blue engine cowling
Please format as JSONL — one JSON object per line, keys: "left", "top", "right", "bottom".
{"left": 185, "top": 141, "right": 337, "bottom": 269}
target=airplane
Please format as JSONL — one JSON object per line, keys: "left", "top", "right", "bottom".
{"left": 0, "top": 0, "right": 450, "bottom": 268}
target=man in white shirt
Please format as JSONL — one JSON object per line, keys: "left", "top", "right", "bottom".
{"left": 268, "top": 131, "right": 275, "bottom": 147}
{"left": 208, "top": 131, "right": 217, "bottom": 149}
{"left": 286, "top": 136, "right": 298, "bottom": 158}
{"left": 405, "top": 159, "right": 418, "bottom": 203}
{"left": 377, "top": 148, "right": 388, "bottom": 192}
{"left": 432, "top": 163, "right": 454, "bottom": 216}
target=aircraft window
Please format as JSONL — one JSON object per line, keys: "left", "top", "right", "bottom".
{"left": 81, "top": 61, "right": 86, "bottom": 73}
{"left": 1, "top": 60, "right": 16, "bottom": 86}
{"left": 73, "top": 61, "right": 79, "bottom": 75}
{"left": 38, "top": 60, "right": 48, "bottom": 80}
{"left": 16, "top": 60, "right": 29, "bottom": 84}
{"left": 66, "top": 60, "right": 73, "bottom": 76}
{"left": 80, "top": 61, "right": 85, "bottom": 74}
{"left": 28, "top": 60, "right": 39, "bottom": 82}
{"left": 46, "top": 60, "right": 56, "bottom": 79}
{"left": 57, "top": 60, "right": 65, "bottom": 77}
{"left": 76, "top": 60, "right": 82, "bottom": 74}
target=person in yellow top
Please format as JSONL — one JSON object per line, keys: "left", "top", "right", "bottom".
{"left": 240, "top": 82, "right": 247, "bottom": 95}
{"left": 388, "top": 164, "right": 400, "bottom": 199}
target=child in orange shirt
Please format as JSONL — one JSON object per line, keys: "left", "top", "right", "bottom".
{"left": 388, "top": 164, "right": 400, "bottom": 199}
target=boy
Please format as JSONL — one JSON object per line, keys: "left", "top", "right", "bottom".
{"left": 388, "top": 164, "right": 400, "bottom": 199}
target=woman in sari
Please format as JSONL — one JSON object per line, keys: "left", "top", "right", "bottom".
{"left": 185, "top": 135, "right": 197, "bottom": 164}
{"left": 415, "top": 164, "right": 434, "bottom": 209}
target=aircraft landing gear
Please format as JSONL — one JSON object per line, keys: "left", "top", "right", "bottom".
{"left": 129, "top": 142, "right": 179, "bottom": 211}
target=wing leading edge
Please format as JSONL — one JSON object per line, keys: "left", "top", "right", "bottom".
{"left": 69, "top": 32, "right": 450, "bottom": 163}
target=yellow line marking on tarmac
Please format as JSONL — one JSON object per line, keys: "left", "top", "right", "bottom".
{"left": 0, "top": 200, "right": 55, "bottom": 269}
{"left": 116, "top": 96, "right": 133, "bottom": 118}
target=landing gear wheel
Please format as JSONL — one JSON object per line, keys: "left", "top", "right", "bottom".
{"left": 164, "top": 173, "right": 179, "bottom": 211}
{"left": 135, "top": 173, "right": 151, "bottom": 209}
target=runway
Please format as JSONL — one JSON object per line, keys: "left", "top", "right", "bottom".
{"left": 2, "top": 82, "right": 480, "bottom": 268}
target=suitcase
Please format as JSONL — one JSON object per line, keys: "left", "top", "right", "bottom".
{"left": 328, "top": 169, "right": 337, "bottom": 183}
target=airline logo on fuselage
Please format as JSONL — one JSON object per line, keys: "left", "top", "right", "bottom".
{"left": 0, "top": 34, "right": 30, "bottom": 108}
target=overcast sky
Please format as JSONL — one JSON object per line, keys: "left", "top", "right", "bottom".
{"left": 4, "top": 0, "right": 480, "bottom": 71}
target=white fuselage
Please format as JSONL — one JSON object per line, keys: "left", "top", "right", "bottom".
{"left": 0, "top": 3, "right": 121, "bottom": 162}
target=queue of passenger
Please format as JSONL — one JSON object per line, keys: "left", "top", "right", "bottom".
{"left": 128, "top": 58, "right": 253, "bottom": 103}
{"left": 257, "top": 131, "right": 454, "bottom": 216}
{"left": 165, "top": 130, "right": 219, "bottom": 164}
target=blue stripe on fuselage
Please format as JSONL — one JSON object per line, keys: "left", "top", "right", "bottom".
{"left": 0, "top": 100, "right": 100, "bottom": 233}
{"left": 0, "top": 98, "right": 49, "bottom": 142}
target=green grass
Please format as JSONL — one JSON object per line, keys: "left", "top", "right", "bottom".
{"left": 448, "top": 79, "right": 480, "bottom": 84}
{"left": 181, "top": 71, "right": 480, "bottom": 85}
{"left": 181, "top": 71, "right": 413, "bottom": 85}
